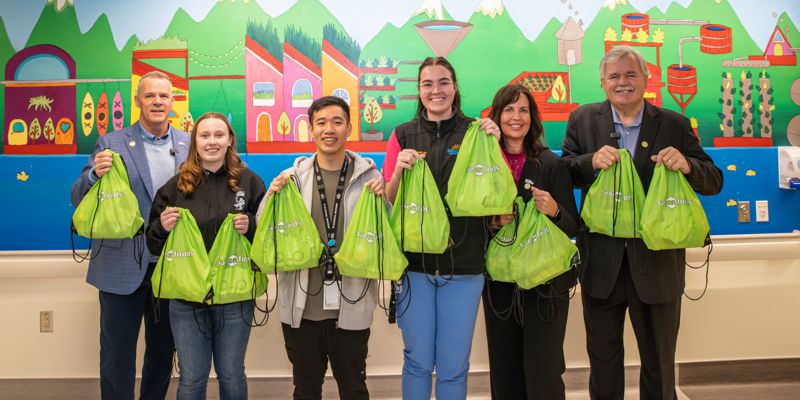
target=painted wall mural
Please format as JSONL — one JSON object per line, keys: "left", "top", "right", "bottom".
{"left": 0, "top": 0, "right": 799, "bottom": 251}
{"left": 1, "top": 0, "right": 798, "bottom": 155}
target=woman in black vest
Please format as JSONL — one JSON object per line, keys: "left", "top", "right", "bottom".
{"left": 383, "top": 56, "right": 501, "bottom": 400}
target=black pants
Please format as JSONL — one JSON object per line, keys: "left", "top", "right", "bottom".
{"left": 482, "top": 280, "right": 569, "bottom": 400}
{"left": 282, "top": 320, "right": 370, "bottom": 400}
{"left": 99, "top": 263, "right": 175, "bottom": 400}
{"left": 582, "top": 260, "right": 681, "bottom": 400}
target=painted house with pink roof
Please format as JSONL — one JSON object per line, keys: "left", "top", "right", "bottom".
{"left": 245, "top": 22, "right": 286, "bottom": 147}
{"left": 282, "top": 27, "right": 322, "bottom": 143}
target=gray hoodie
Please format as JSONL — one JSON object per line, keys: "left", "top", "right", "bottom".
{"left": 255, "top": 150, "right": 383, "bottom": 330}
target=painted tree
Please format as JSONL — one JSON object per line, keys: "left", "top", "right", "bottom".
{"left": 362, "top": 95, "right": 383, "bottom": 134}
{"left": 43, "top": 117, "right": 55, "bottom": 143}
{"left": 620, "top": 29, "right": 633, "bottom": 42}
{"left": 277, "top": 112, "right": 291, "bottom": 137}
{"left": 718, "top": 72, "right": 735, "bottom": 137}
{"left": 604, "top": 27, "right": 618, "bottom": 41}
{"left": 635, "top": 28, "right": 649, "bottom": 43}
{"left": 758, "top": 71, "right": 774, "bottom": 138}
{"left": 550, "top": 75, "right": 567, "bottom": 103}
{"left": 29, "top": 119, "right": 42, "bottom": 143}
{"left": 652, "top": 28, "right": 665, "bottom": 43}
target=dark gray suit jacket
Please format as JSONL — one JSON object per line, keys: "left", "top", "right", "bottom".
{"left": 71, "top": 122, "right": 190, "bottom": 295}
{"left": 562, "top": 100, "right": 722, "bottom": 304}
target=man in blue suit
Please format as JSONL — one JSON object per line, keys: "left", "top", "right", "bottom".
{"left": 71, "top": 71, "right": 190, "bottom": 400}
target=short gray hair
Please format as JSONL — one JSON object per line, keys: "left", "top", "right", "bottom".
{"left": 600, "top": 45, "right": 650, "bottom": 80}
{"left": 137, "top": 71, "right": 172, "bottom": 93}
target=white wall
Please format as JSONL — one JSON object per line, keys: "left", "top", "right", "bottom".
{"left": 0, "top": 233, "right": 798, "bottom": 379}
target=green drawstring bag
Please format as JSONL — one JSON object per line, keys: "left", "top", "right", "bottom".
{"left": 389, "top": 159, "right": 450, "bottom": 254}
{"left": 581, "top": 149, "right": 645, "bottom": 238}
{"left": 207, "top": 214, "right": 268, "bottom": 304}
{"left": 335, "top": 186, "right": 408, "bottom": 281}
{"left": 251, "top": 179, "right": 324, "bottom": 272}
{"left": 486, "top": 197, "right": 526, "bottom": 283}
{"left": 72, "top": 149, "right": 144, "bottom": 238}
{"left": 151, "top": 208, "right": 213, "bottom": 303}
{"left": 445, "top": 121, "right": 516, "bottom": 216}
{"left": 640, "top": 164, "right": 710, "bottom": 250}
{"left": 511, "top": 198, "right": 579, "bottom": 290}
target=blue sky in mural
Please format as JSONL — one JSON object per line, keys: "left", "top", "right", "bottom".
{"left": 0, "top": 0, "right": 798, "bottom": 50}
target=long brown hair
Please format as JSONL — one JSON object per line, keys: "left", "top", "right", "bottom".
{"left": 488, "top": 84, "right": 545, "bottom": 164}
{"left": 414, "top": 56, "right": 466, "bottom": 120}
{"left": 177, "top": 112, "right": 242, "bottom": 195}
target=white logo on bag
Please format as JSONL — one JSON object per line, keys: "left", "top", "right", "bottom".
{"left": 495, "top": 235, "right": 515, "bottom": 244}
{"left": 165, "top": 250, "right": 194, "bottom": 261}
{"left": 356, "top": 231, "right": 383, "bottom": 244}
{"left": 268, "top": 220, "right": 301, "bottom": 234}
{"left": 466, "top": 164, "right": 499, "bottom": 176}
{"left": 403, "top": 203, "right": 430, "bottom": 215}
{"left": 518, "top": 227, "right": 550, "bottom": 248}
{"left": 601, "top": 190, "right": 634, "bottom": 202}
{"left": 218, "top": 255, "right": 250, "bottom": 267}
{"left": 98, "top": 191, "right": 123, "bottom": 201}
{"left": 657, "top": 196, "right": 693, "bottom": 209}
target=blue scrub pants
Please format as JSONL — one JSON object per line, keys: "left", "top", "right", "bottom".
{"left": 396, "top": 271, "right": 485, "bottom": 400}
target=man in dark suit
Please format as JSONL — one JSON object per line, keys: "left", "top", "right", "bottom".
{"left": 71, "top": 71, "right": 190, "bottom": 400}
{"left": 562, "top": 45, "right": 722, "bottom": 399}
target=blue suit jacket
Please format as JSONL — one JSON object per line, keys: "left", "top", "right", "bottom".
{"left": 71, "top": 122, "right": 190, "bottom": 295}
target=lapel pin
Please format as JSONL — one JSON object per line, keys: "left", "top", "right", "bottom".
{"left": 641, "top": 141, "right": 649, "bottom": 148}
{"left": 129, "top": 140, "right": 136, "bottom": 147}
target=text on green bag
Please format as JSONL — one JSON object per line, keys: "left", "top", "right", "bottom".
{"left": 267, "top": 219, "right": 301, "bottom": 234}
{"left": 466, "top": 164, "right": 500, "bottom": 176}
{"left": 519, "top": 226, "right": 551, "bottom": 248}
{"left": 656, "top": 197, "right": 694, "bottom": 208}
{"left": 97, "top": 191, "right": 124, "bottom": 201}
{"left": 216, "top": 255, "right": 251, "bottom": 267}
{"left": 601, "top": 190, "right": 634, "bottom": 202}
{"left": 356, "top": 231, "right": 384, "bottom": 244}
{"left": 402, "top": 203, "right": 430, "bottom": 214}
{"left": 165, "top": 250, "right": 195, "bottom": 261}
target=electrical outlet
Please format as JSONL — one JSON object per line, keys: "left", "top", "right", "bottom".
{"left": 40, "top": 311, "right": 53, "bottom": 333}
{"left": 737, "top": 201, "right": 750, "bottom": 223}
{"left": 755, "top": 200, "right": 769, "bottom": 222}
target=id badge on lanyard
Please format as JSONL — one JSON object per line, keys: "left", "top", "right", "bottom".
{"left": 314, "top": 156, "right": 349, "bottom": 309}
{"left": 323, "top": 283, "right": 341, "bottom": 310}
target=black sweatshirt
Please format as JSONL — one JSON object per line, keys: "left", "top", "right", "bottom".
{"left": 146, "top": 167, "right": 266, "bottom": 256}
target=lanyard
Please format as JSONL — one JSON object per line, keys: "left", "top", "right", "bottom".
{"left": 313, "top": 156, "right": 349, "bottom": 279}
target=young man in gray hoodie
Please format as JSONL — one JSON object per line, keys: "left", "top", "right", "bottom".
{"left": 257, "top": 96, "right": 384, "bottom": 400}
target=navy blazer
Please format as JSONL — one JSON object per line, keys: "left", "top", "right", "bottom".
{"left": 562, "top": 100, "right": 723, "bottom": 304}
{"left": 71, "top": 122, "right": 190, "bottom": 295}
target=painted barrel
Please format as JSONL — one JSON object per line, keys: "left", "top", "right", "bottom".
{"left": 700, "top": 24, "right": 732, "bottom": 54}
{"left": 667, "top": 64, "right": 698, "bottom": 95}
{"left": 622, "top": 13, "right": 649, "bottom": 35}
